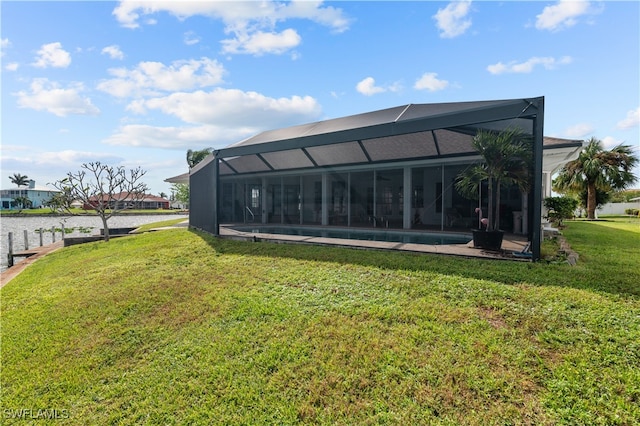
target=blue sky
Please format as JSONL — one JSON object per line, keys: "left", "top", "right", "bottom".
{"left": 2, "top": 0, "right": 639, "bottom": 195}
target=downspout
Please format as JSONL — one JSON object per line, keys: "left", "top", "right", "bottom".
{"left": 531, "top": 98, "right": 544, "bottom": 260}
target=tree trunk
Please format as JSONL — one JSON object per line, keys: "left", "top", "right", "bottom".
{"left": 101, "top": 215, "right": 110, "bottom": 242}
{"left": 587, "top": 182, "right": 597, "bottom": 220}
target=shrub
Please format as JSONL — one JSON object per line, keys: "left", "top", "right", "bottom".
{"left": 544, "top": 196, "right": 578, "bottom": 226}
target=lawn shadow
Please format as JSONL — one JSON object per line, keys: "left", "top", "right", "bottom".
{"left": 189, "top": 228, "right": 640, "bottom": 299}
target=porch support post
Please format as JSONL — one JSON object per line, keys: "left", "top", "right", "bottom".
{"left": 403, "top": 167, "right": 411, "bottom": 229}
{"left": 521, "top": 192, "right": 528, "bottom": 235}
{"left": 262, "top": 177, "right": 268, "bottom": 224}
{"left": 373, "top": 170, "right": 377, "bottom": 227}
{"left": 440, "top": 165, "right": 445, "bottom": 231}
{"left": 347, "top": 173, "right": 352, "bottom": 227}
{"left": 280, "top": 177, "right": 284, "bottom": 224}
{"left": 212, "top": 153, "right": 220, "bottom": 236}
{"left": 531, "top": 97, "right": 544, "bottom": 260}
{"left": 299, "top": 176, "right": 304, "bottom": 225}
{"left": 321, "top": 173, "right": 328, "bottom": 226}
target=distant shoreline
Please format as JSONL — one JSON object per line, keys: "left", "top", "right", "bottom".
{"left": 0, "top": 210, "right": 188, "bottom": 218}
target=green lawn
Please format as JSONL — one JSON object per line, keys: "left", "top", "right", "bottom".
{"left": 1, "top": 218, "right": 638, "bottom": 424}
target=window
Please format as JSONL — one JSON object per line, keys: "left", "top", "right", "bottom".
{"left": 251, "top": 187, "right": 260, "bottom": 209}
{"left": 382, "top": 186, "right": 393, "bottom": 215}
{"left": 413, "top": 185, "right": 423, "bottom": 208}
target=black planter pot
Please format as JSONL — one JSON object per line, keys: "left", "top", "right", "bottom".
{"left": 472, "top": 229, "right": 504, "bottom": 250}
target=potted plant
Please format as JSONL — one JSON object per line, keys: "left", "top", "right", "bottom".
{"left": 455, "top": 127, "right": 533, "bottom": 250}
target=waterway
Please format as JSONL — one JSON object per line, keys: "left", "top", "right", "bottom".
{"left": 1, "top": 214, "right": 188, "bottom": 271}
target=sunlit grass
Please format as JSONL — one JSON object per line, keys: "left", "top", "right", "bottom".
{"left": 133, "top": 218, "right": 187, "bottom": 232}
{"left": 1, "top": 218, "right": 638, "bottom": 424}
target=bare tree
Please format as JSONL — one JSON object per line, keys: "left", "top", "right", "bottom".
{"left": 52, "top": 162, "right": 148, "bottom": 241}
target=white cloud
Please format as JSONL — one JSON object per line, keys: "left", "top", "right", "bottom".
{"left": 564, "top": 123, "right": 594, "bottom": 138}
{"left": 433, "top": 1, "right": 472, "bottom": 38}
{"left": 601, "top": 136, "right": 622, "bottom": 150}
{"left": 1, "top": 38, "right": 10, "bottom": 56}
{"left": 184, "top": 31, "right": 200, "bottom": 46}
{"left": 113, "top": 1, "right": 350, "bottom": 31}
{"left": 32, "top": 42, "right": 71, "bottom": 68}
{"left": 414, "top": 73, "right": 449, "bottom": 92}
{"left": 355, "top": 77, "right": 401, "bottom": 96}
{"left": 536, "top": 0, "right": 593, "bottom": 32}
{"left": 5, "top": 62, "right": 19, "bottom": 71}
{"left": 112, "top": 1, "right": 351, "bottom": 55}
{"left": 1, "top": 148, "right": 123, "bottom": 179}
{"left": 97, "top": 57, "right": 226, "bottom": 98}
{"left": 131, "top": 87, "right": 322, "bottom": 128}
{"left": 221, "top": 28, "right": 301, "bottom": 56}
{"left": 101, "top": 45, "right": 124, "bottom": 60}
{"left": 16, "top": 78, "right": 100, "bottom": 117}
{"left": 487, "top": 56, "right": 572, "bottom": 74}
{"left": 356, "top": 77, "right": 385, "bottom": 96}
{"left": 105, "top": 87, "right": 322, "bottom": 149}
{"left": 102, "top": 124, "right": 254, "bottom": 149}
{"left": 617, "top": 107, "right": 640, "bottom": 130}
{"left": 38, "top": 150, "right": 123, "bottom": 165}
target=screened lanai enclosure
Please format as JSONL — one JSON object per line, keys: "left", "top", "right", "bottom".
{"left": 184, "top": 97, "right": 582, "bottom": 260}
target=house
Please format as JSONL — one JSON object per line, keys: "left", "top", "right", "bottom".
{"left": 170, "top": 97, "right": 583, "bottom": 260}
{"left": 0, "top": 180, "right": 60, "bottom": 209}
{"left": 84, "top": 192, "right": 171, "bottom": 210}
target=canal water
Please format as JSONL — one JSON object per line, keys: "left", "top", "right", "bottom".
{"left": 1, "top": 214, "right": 188, "bottom": 271}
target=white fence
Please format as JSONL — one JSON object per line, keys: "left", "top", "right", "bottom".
{"left": 596, "top": 202, "right": 640, "bottom": 216}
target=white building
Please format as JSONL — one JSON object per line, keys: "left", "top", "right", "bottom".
{"left": 0, "top": 180, "right": 60, "bottom": 210}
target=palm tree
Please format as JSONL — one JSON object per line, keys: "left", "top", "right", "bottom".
{"left": 186, "top": 148, "right": 213, "bottom": 169}
{"left": 455, "top": 128, "right": 533, "bottom": 233}
{"left": 553, "top": 137, "right": 638, "bottom": 220}
{"left": 9, "top": 173, "right": 29, "bottom": 187}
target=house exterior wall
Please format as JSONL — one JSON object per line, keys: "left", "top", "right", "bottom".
{"left": 83, "top": 200, "right": 170, "bottom": 210}
{"left": 190, "top": 157, "right": 218, "bottom": 234}
{"left": 0, "top": 188, "right": 59, "bottom": 209}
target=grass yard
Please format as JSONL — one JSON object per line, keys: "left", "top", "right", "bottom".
{"left": 1, "top": 218, "right": 638, "bottom": 425}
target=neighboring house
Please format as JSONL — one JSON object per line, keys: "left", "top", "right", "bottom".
{"left": 176, "top": 97, "right": 583, "bottom": 260}
{"left": 84, "top": 192, "right": 171, "bottom": 210}
{"left": 0, "top": 180, "right": 60, "bottom": 209}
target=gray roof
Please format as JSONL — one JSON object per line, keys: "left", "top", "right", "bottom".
{"left": 222, "top": 99, "right": 538, "bottom": 156}
{"left": 170, "top": 97, "right": 581, "bottom": 179}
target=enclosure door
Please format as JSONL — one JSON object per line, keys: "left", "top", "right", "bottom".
{"left": 283, "top": 177, "right": 301, "bottom": 224}
{"left": 301, "top": 175, "right": 322, "bottom": 225}
{"left": 267, "top": 178, "right": 282, "bottom": 224}
{"left": 245, "top": 183, "right": 262, "bottom": 223}
{"left": 349, "top": 171, "right": 373, "bottom": 227}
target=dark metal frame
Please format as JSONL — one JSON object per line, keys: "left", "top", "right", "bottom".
{"left": 191, "top": 97, "right": 547, "bottom": 259}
